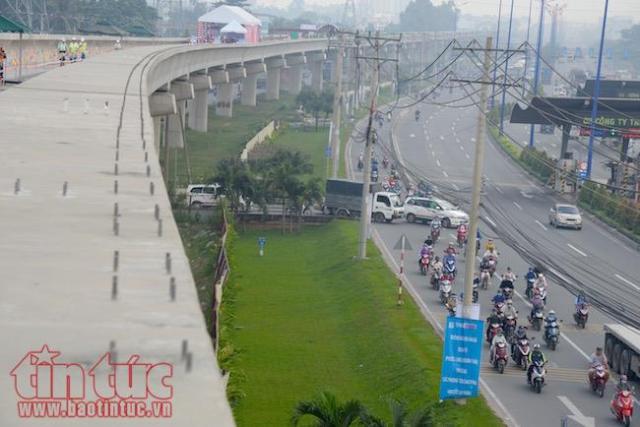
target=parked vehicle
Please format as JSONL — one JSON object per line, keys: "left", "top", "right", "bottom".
{"left": 403, "top": 196, "right": 469, "bottom": 227}
{"left": 549, "top": 203, "right": 583, "bottom": 230}
{"left": 186, "top": 183, "right": 223, "bottom": 207}
{"left": 324, "top": 179, "right": 403, "bottom": 223}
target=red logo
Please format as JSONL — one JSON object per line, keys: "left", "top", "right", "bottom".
{"left": 10, "top": 345, "right": 173, "bottom": 418}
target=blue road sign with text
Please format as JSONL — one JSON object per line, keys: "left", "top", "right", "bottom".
{"left": 439, "top": 317, "right": 484, "bottom": 400}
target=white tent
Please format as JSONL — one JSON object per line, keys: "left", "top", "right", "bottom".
{"left": 198, "top": 5, "right": 261, "bottom": 26}
{"left": 220, "top": 20, "right": 247, "bottom": 34}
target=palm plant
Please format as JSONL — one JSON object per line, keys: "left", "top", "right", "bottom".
{"left": 360, "top": 399, "right": 435, "bottom": 427}
{"left": 291, "top": 391, "right": 367, "bottom": 426}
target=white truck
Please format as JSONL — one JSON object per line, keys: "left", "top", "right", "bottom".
{"left": 604, "top": 324, "right": 640, "bottom": 378}
{"left": 324, "top": 179, "right": 403, "bottom": 223}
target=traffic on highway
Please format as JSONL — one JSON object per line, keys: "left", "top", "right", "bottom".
{"left": 345, "top": 87, "right": 640, "bottom": 426}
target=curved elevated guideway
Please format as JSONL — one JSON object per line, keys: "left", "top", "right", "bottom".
{"left": 0, "top": 39, "right": 327, "bottom": 426}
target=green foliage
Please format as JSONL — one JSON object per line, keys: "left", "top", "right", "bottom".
{"left": 519, "top": 146, "right": 554, "bottom": 181}
{"left": 219, "top": 222, "right": 502, "bottom": 426}
{"left": 1, "top": 0, "right": 157, "bottom": 34}
{"left": 292, "top": 391, "right": 367, "bottom": 426}
{"left": 389, "top": 0, "right": 457, "bottom": 33}
{"left": 296, "top": 88, "right": 334, "bottom": 130}
{"left": 578, "top": 182, "right": 640, "bottom": 241}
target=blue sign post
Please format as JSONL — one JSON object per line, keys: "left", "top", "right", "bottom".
{"left": 258, "top": 237, "right": 266, "bottom": 257}
{"left": 439, "top": 317, "right": 484, "bottom": 401}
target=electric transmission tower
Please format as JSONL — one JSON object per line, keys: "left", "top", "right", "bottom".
{"left": 341, "top": 0, "right": 356, "bottom": 30}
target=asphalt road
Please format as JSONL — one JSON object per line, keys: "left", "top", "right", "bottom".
{"left": 346, "top": 91, "right": 640, "bottom": 427}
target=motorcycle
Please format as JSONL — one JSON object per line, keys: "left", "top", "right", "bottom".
{"left": 503, "top": 314, "right": 517, "bottom": 342}
{"left": 443, "top": 258, "right": 456, "bottom": 278}
{"left": 574, "top": 304, "right": 589, "bottom": 329}
{"left": 611, "top": 389, "right": 634, "bottom": 426}
{"left": 371, "top": 169, "right": 379, "bottom": 182}
{"left": 589, "top": 364, "right": 609, "bottom": 398}
{"left": 439, "top": 276, "right": 453, "bottom": 305}
{"left": 501, "top": 286, "right": 514, "bottom": 300}
{"left": 472, "top": 281, "right": 479, "bottom": 303}
{"left": 480, "top": 269, "right": 491, "bottom": 290}
{"left": 415, "top": 110, "right": 420, "bottom": 121}
{"left": 431, "top": 227, "right": 441, "bottom": 243}
{"left": 486, "top": 256, "right": 497, "bottom": 278}
{"left": 431, "top": 267, "right": 442, "bottom": 290}
{"left": 533, "top": 286, "right": 548, "bottom": 304}
{"left": 357, "top": 158, "right": 364, "bottom": 171}
{"left": 445, "top": 294, "right": 457, "bottom": 316}
{"left": 492, "top": 341, "right": 508, "bottom": 374}
{"left": 419, "top": 255, "right": 430, "bottom": 276}
{"left": 530, "top": 360, "right": 546, "bottom": 394}
{"left": 525, "top": 276, "right": 536, "bottom": 299}
{"left": 529, "top": 305, "right": 544, "bottom": 331}
{"left": 494, "top": 301, "right": 505, "bottom": 317}
{"left": 382, "top": 157, "right": 389, "bottom": 169}
{"left": 544, "top": 319, "right": 560, "bottom": 351}
{"left": 512, "top": 337, "right": 530, "bottom": 371}
{"left": 486, "top": 322, "right": 501, "bottom": 344}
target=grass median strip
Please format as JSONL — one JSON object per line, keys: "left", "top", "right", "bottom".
{"left": 218, "top": 220, "right": 501, "bottom": 426}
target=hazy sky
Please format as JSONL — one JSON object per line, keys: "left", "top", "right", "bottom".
{"left": 257, "top": 0, "right": 639, "bottom": 24}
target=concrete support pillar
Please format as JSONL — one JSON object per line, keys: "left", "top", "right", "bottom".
{"left": 216, "top": 83, "right": 234, "bottom": 117}
{"left": 153, "top": 116, "right": 163, "bottom": 153}
{"left": 266, "top": 67, "right": 281, "bottom": 100}
{"left": 188, "top": 89, "right": 209, "bottom": 131}
{"left": 310, "top": 60, "right": 323, "bottom": 93}
{"left": 241, "top": 74, "right": 259, "bottom": 106}
{"left": 167, "top": 113, "right": 184, "bottom": 148}
{"left": 283, "top": 64, "right": 304, "bottom": 95}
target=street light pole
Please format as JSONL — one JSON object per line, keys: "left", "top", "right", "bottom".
{"left": 462, "top": 36, "right": 493, "bottom": 318}
{"left": 528, "top": 0, "right": 545, "bottom": 148}
{"left": 499, "top": 0, "right": 515, "bottom": 134}
{"left": 331, "top": 35, "right": 345, "bottom": 178}
{"left": 490, "top": 0, "right": 503, "bottom": 110}
{"left": 586, "top": 0, "right": 610, "bottom": 179}
{"left": 522, "top": 0, "right": 533, "bottom": 97}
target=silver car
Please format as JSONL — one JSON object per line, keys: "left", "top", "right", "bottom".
{"left": 549, "top": 203, "right": 582, "bottom": 230}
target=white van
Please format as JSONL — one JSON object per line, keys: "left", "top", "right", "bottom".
{"left": 186, "top": 184, "right": 222, "bottom": 207}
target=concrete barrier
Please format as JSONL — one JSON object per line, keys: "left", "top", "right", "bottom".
{"left": 0, "top": 33, "right": 187, "bottom": 80}
{"left": 240, "top": 120, "right": 277, "bottom": 161}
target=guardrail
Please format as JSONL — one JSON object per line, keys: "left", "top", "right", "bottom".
{"left": 211, "top": 208, "right": 230, "bottom": 349}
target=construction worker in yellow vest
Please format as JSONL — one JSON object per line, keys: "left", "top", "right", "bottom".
{"left": 79, "top": 37, "right": 88, "bottom": 60}
{"left": 69, "top": 37, "right": 79, "bottom": 62}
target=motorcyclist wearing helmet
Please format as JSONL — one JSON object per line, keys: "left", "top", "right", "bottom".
{"left": 484, "top": 238, "right": 496, "bottom": 252}
{"left": 482, "top": 247, "right": 498, "bottom": 263}
{"left": 490, "top": 328, "right": 508, "bottom": 364}
{"left": 430, "top": 216, "right": 442, "bottom": 234}
{"left": 499, "top": 276, "right": 515, "bottom": 292}
{"left": 529, "top": 293, "right": 544, "bottom": 320}
{"left": 575, "top": 291, "right": 589, "bottom": 312}
{"left": 544, "top": 310, "right": 559, "bottom": 340}
{"left": 503, "top": 299, "right": 518, "bottom": 320}
{"left": 492, "top": 290, "right": 506, "bottom": 306}
{"left": 431, "top": 255, "right": 443, "bottom": 274}
{"left": 418, "top": 240, "right": 433, "bottom": 268}
{"left": 512, "top": 325, "right": 528, "bottom": 357}
{"left": 616, "top": 375, "right": 633, "bottom": 393}
{"left": 525, "top": 267, "right": 537, "bottom": 283}
{"left": 534, "top": 273, "right": 548, "bottom": 292}
{"left": 486, "top": 309, "right": 502, "bottom": 341}
{"left": 502, "top": 267, "right": 517, "bottom": 282}
{"left": 527, "top": 344, "right": 547, "bottom": 384}
{"left": 588, "top": 346, "right": 609, "bottom": 383}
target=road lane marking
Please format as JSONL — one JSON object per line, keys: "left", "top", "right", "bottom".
{"left": 567, "top": 243, "right": 587, "bottom": 257}
{"left": 410, "top": 133, "right": 415, "bottom": 138}
{"left": 484, "top": 216, "right": 497, "bottom": 227}
{"left": 535, "top": 220, "right": 548, "bottom": 231}
{"left": 442, "top": 170, "right": 449, "bottom": 177}
{"left": 615, "top": 274, "right": 640, "bottom": 291}
{"left": 471, "top": 137, "right": 476, "bottom": 142}
{"left": 456, "top": 137, "right": 460, "bottom": 143}
{"left": 494, "top": 186, "right": 503, "bottom": 194}
{"left": 429, "top": 143, "right": 433, "bottom": 148}
{"left": 440, "top": 135, "right": 444, "bottom": 140}
{"left": 436, "top": 159, "right": 441, "bottom": 167}
{"left": 513, "top": 201, "right": 522, "bottom": 210}
{"left": 465, "top": 153, "right": 471, "bottom": 159}
{"left": 452, "top": 183, "right": 459, "bottom": 190}
{"left": 431, "top": 150, "right": 435, "bottom": 157}
{"left": 459, "top": 145, "right": 464, "bottom": 151}
{"left": 520, "top": 191, "right": 533, "bottom": 199}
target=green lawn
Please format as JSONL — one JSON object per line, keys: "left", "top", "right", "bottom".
{"left": 271, "top": 128, "right": 329, "bottom": 181}
{"left": 219, "top": 221, "right": 502, "bottom": 426}
{"left": 168, "top": 94, "right": 299, "bottom": 189}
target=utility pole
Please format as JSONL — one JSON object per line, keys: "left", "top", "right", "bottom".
{"left": 522, "top": 0, "right": 533, "bottom": 97}
{"left": 586, "top": 0, "right": 610, "bottom": 179}
{"left": 528, "top": 0, "right": 545, "bottom": 148}
{"left": 356, "top": 31, "right": 401, "bottom": 260}
{"left": 461, "top": 36, "right": 493, "bottom": 318}
{"left": 490, "top": 0, "right": 503, "bottom": 110}
{"left": 499, "top": 0, "right": 515, "bottom": 134}
{"left": 331, "top": 34, "right": 345, "bottom": 178}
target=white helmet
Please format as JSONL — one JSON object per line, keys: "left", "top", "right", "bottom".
{"left": 81, "top": 37, "right": 85, "bottom": 42}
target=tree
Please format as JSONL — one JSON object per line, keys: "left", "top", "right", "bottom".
{"left": 213, "top": 158, "right": 254, "bottom": 214}
{"left": 360, "top": 399, "right": 435, "bottom": 427}
{"left": 296, "top": 88, "right": 334, "bottom": 130}
{"left": 289, "top": 177, "right": 324, "bottom": 230}
{"left": 291, "top": 391, "right": 367, "bottom": 426}
{"left": 390, "top": 0, "right": 456, "bottom": 33}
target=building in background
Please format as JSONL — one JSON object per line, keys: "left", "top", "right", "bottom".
{"left": 197, "top": 5, "right": 261, "bottom": 43}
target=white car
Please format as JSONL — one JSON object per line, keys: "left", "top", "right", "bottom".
{"left": 186, "top": 183, "right": 222, "bottom": 207}
{"left": 549, "top": 203, "right": 582, "bottom": 230}
{"left": 403, "top": 196, "right": 469, "bottom": 228}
